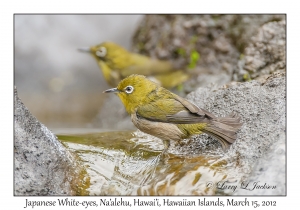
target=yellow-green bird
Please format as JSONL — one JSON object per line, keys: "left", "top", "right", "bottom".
{"left": 79, "top": 42, "right": 189, "bottom": 88}
{"left": 103, "top": 74, "right": 243, "bottom": 155}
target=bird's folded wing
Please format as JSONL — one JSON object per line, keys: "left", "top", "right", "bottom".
{"left": 172, "top": 94, "right": 216, "bottom": 119}
{"left": 136, "top": 98, "right": 212, "bottom": 124}
{"left": 121, "top": 55, "right": 173, "bottom": 77}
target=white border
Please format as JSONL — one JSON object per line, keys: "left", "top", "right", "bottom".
{"left": 2, "top": 0, "right": 296, "bottom": 209}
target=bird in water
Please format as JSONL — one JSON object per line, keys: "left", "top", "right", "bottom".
{"left": 103, "top": 74, "right": 243, "bottom": 157}
{"left": 79, "top": 42, "right": 189, "bottom": 89}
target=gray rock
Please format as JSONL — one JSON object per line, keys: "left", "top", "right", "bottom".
{"left": 235, "top": 20, "right": 286, "bottom": 81}
{"left": 132, "top": 15, "right": 285, "bottom": 91}
{"left": 234, "top": 132, "right": 285, "bottom": 195}
{"left": 171, "top": 72, "right": 285, "bottom": 195}
{"left": 14, "top": 87, "right": 89, "bottom": 195}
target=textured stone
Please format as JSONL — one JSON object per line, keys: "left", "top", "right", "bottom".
{"left": 234, "top": 20, "right": 286, "bottom": 81}
{"left": 132, "top": 15, "right": 285, "bottom": 90}
{"left": 234, "top": 133, "right": 285, "bottom": 195}
{"left": 177, "top": 72, "right": 285, "bottom": 195}
{"left": 14, "top": 88, "right": 89, "bottom": 195}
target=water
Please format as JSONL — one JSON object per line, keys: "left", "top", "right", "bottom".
{"left": 57, "top": 130, "right": 243, "bottom": 195}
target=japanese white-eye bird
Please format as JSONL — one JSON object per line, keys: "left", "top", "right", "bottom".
{"left": 79, "top": 42, "right": 189, "bottom": 88}
{"left": 103, "top": 74, "right": 243, "bottom": 155}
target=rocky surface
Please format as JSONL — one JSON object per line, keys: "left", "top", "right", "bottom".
{"left": 132, "top": 15, "right": 285, "bottom": 91}
{"left": 183, "top": 71, "right": 285, "bottom": 150}
{"left": 133, "top": 71, "right": 286, "bottom": 195}
{"left": 234, "top": 20, "right": 286, "bottom": 82}
{"left": 14, "top": 88, "right": 89, "bottom": 195}
{"left": 234, "top": 132, "right": 286, "bottom": 195}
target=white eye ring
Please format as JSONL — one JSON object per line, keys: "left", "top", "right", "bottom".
{"left": 96, "top": 47, "right": 107, "bottom": 57}
{"left": 125, "top": 86, "right": 134, "bottom": 94}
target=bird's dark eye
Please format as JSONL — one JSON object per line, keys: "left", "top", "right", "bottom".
{"left": 125, "top": 85, "right": 134, "bottom": 94}
{"left": 96, "top": 47, "right": 107, "bottom": 57}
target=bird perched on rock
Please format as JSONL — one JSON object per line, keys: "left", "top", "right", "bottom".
{"left": 103, "top": 74, "right": 243, "bottom": 156}
{"left": 79, "top": 42, "right": 189, "bottom": 88}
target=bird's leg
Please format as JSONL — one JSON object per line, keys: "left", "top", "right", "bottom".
{"left": 139, "top": 141, "right": 171, "bottom": 184}
{"left": 160, "top": 140, "right": 170, "bottom": 162}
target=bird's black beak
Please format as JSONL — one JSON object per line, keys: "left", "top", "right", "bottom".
{"left": 78, "top": 47, "right": 91, "bottom": 53}
{"left": 103, "top": 88, "right": 120, "bottom": 93}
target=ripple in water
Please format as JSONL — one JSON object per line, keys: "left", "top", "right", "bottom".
{"left": 57, "top": 130, "right": 248, "bottom": 195}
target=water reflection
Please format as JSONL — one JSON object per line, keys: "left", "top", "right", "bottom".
{"left": 57, "top": 130, "right": 238, "bottom": 195}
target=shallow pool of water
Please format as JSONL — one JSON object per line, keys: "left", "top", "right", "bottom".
{"left": 56, "top": 129, "right": 245, "bottom": 195}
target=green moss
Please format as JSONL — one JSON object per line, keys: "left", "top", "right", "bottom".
{"left": 176, "top": 48, "right": 186, "bottom": 57}
{"left": 138, "top": 42, "right": 145, "bottom": 50}
{"left": 157, "top": 40, "right": 164, "bottom": 48}
{"left": 239, "top": 53, "right": 244, "bottom": 60}
{"left": 188, "top": 50, "right": 200, "bottom": 69}
{"left": 243, "top": 73, "right": 251, "bottom": 81}
{"left": 189, "top": 35, "right": 198, "bottom": 44}
{"left": 176, "top": 83, "right": 184, "bottom": 92}
{"left": 212, "top": 15, "right": 221, "bottom": 21}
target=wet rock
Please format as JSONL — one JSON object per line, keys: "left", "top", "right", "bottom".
{"left": 14, "top": 87, "right": 89, "bottom": 195}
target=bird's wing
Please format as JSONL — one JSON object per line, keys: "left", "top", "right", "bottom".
{"left": 172, "top": 93, "right": 216, "bottom": 119}
{"left": 136, "top": 97, "right": 213, "bottom": 124}
{"left": 120, "top": 54, "right": 174, "bottom": 77}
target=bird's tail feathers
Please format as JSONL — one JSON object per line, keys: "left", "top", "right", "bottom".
{"left": 202, "top": 112, "right": 243, "bottom": 150}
